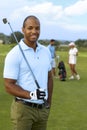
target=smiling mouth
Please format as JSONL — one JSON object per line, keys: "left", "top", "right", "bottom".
{"left": 31, "top": 35, "right": 37, "bottom": 38}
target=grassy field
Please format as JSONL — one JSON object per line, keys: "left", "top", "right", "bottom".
{"left": 0, "top": 44, "right": 87, "bottom": 130}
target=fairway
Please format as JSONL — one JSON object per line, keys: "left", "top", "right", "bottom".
{"left": 0, "top": 44, "right": 87, "bottom": 130}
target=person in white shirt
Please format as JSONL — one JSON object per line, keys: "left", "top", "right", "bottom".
{"left": 68, "top": 42, "right": 80, "bottom": 80}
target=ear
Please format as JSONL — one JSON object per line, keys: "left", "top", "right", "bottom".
{"left": 22, "top": 27, "right": 24, "bottom": 33}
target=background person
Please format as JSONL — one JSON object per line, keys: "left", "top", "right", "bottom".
{"left": 68, "top": 42, "right": 80, "bottom": 80}
{"left": 3, "top": 15, "right": 53, "bottom": 130}
{"left": 47, "top": 39, "right": 56, "bottom": 77}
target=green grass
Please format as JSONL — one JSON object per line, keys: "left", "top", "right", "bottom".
{"left": 0, "top": 44, "right": 87, "bottom": 130}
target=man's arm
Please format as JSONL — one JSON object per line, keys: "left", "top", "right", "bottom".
{"left": 47, "top": 70, "right": 53, "bottom": 107}
{"left": 4, "top": 78, "right": 31, "bottom": 99}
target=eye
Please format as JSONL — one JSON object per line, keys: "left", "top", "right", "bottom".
{"left": 36, "top": 26, "right": 40, "bottom": 31}
{"left": 27, "top": 26, "right": 33, "bottom": 30}
{"left": 27, "top": 26, "right": 40, "bottom": 31}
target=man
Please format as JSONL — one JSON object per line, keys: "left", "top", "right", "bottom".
{"left": 3, "top": 15, "right": 53, "bottom": 130}
{"left": 68, "top": 42, "right": 80, "bottom": 80}
{"left": 47, "top": 39, "right": 56, "bottom": 77}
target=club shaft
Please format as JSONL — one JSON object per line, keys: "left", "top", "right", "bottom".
{"left": 8, "top": 22, "right": 18, "bottom": 44}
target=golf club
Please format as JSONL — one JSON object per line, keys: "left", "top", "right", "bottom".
{"left": 2, "top": 18, "right": 40, "bottom": 88}
{"left": 3, "top": 18, "right": 18, "bottom": 44}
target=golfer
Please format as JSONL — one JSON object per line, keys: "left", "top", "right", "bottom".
{"left": 68, "top": 42, "right": 80, "bottom": 80}
{"left": 3, "top": 15, "right": 53, "bottom": 130}
{"left": 47, "top": 39, "right": 56, "bottom": 77}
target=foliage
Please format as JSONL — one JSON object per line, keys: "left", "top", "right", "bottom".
{"left": 0, "top": 33, "right": 10, "bottom": 44}
{"left": 75, "top": 39, "right": 87, "bottom": 47}
{"left": 0, "top": 32, "right": 87, "bottom": 47}
{"left": 0, "top": 32, "right": 23, "bottom": 44}
{"left": 9, "top": 31, "right": 24, "bottom": 43}
{"left": 38, "top": 39, "right": 61, "bottom": 46}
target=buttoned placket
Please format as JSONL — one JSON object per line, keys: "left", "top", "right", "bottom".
{"left": 33, "top": 47, "right": 40, "bottom": 60}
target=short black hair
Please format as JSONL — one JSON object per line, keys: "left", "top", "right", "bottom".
{"left": 50, "top": 39, "right": 55, "bottom": 42}
{"left": 23, "top": 15, "right": 40, "bottom": 28}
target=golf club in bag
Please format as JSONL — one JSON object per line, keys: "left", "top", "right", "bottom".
{"left": 2, "top": 18, "right": 49, "bottom": 108}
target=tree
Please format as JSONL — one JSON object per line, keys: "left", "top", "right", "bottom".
{"left": 75, "top": 39, "right": 87, "bottom": 47}
{"left": 0, "top": 33, "right": 10, "bottom": 44}
{"left": 9, "top": 31, "right": 24, "bottom": 43}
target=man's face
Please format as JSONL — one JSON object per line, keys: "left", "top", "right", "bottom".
{"left": 51, "top": 41, "right": 55, "bottom": 46}
{"left": 22, "top": 17, "right": 40, "bottom": 44}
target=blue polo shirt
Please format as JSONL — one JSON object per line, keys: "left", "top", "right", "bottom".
{"left": 47, "top": 44, "right": 55, "bottom": 58}
{"left": 3, "top": 39, "right": 52, "bottom": 104}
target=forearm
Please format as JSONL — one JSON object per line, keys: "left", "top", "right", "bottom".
{"left": 47, "top": 71, "right": 53, "bottom": 106}
{"left": 4, "top": 78, "right": 31, "bottom": 99}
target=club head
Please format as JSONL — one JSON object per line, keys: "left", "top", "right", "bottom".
{"left": 2, "top": 18, "right": 8, "bottom": 24}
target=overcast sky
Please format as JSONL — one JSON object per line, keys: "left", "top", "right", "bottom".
{"left": 0, "top": 0, "right": 87, "bottom": 41}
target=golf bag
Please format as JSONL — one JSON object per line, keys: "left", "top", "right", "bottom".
{"left": 58, "top": 61, "right": 66, "bottom": 81}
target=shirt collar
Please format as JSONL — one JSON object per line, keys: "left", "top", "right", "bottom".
{"left": 19, "top": 39, "right": 42, "bottom": 51}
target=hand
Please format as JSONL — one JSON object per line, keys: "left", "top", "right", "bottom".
{"left": 37, "top": 89, "right": 46, "bottom": 99}
{"left": 30, "top": 89, "right": 46, "bottom": 100}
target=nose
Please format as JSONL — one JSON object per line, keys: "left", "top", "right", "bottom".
{"left": 32, "top": 28, "right": 37, "bottom": 33}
